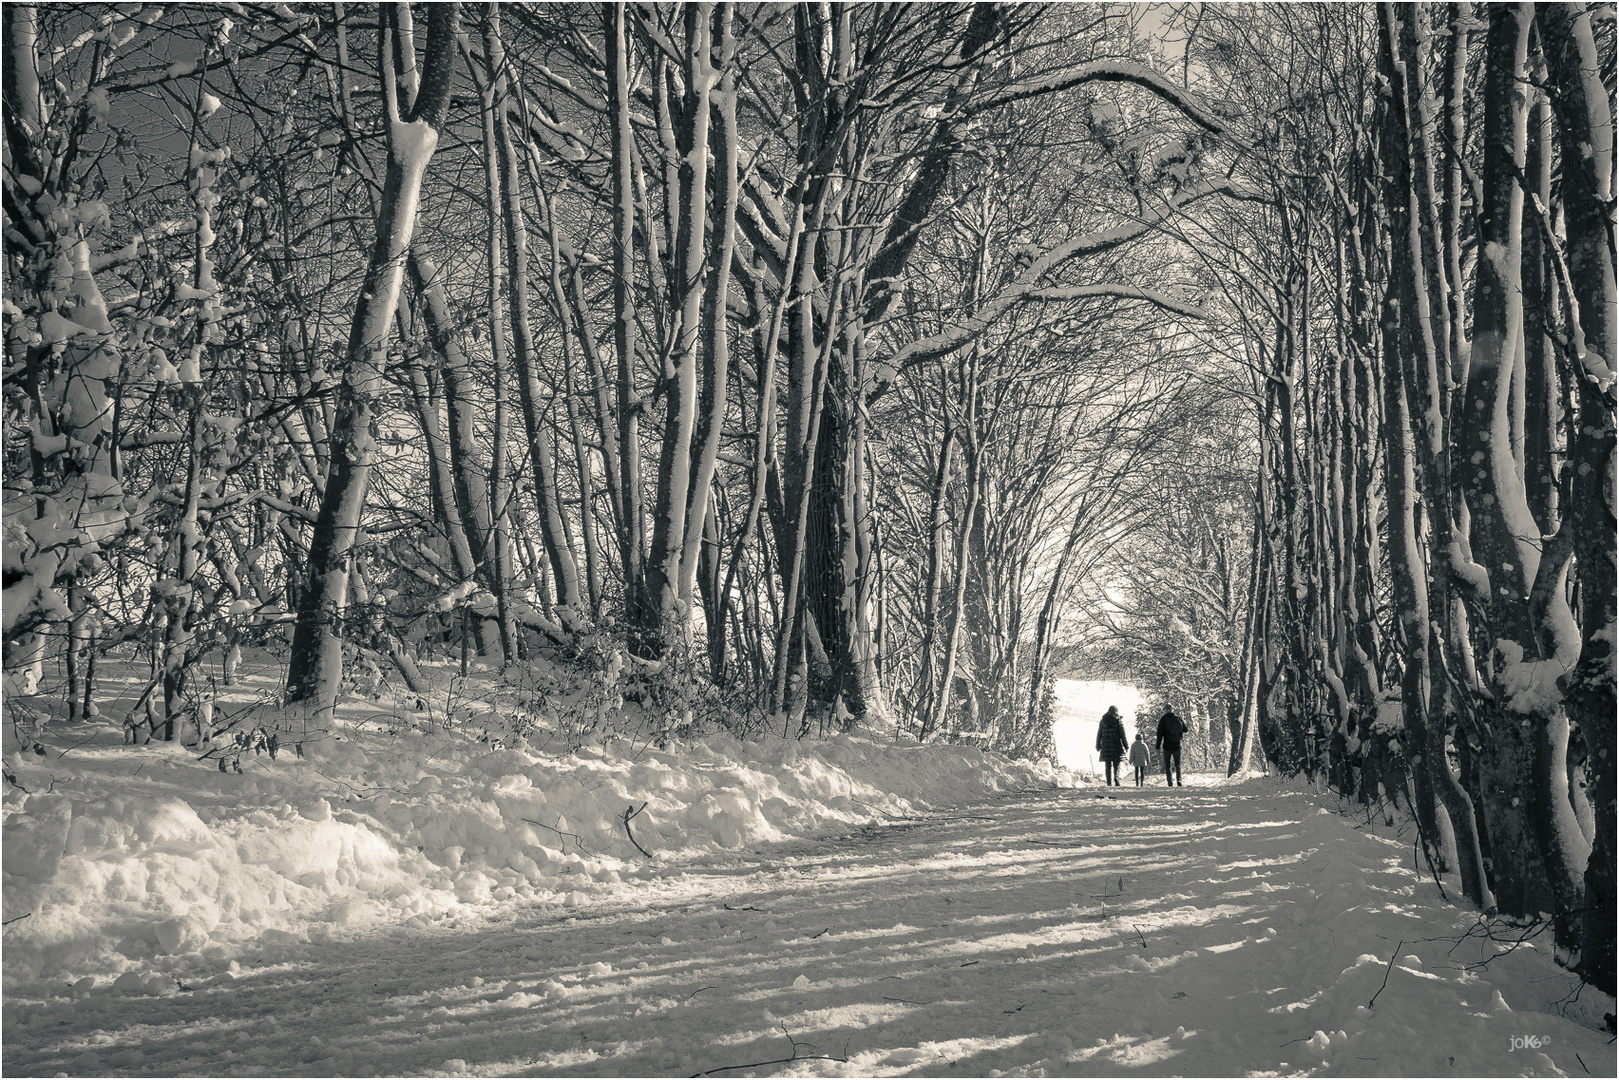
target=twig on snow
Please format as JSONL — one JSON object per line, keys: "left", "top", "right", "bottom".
{"left": 811, "top": 927, "right": 830, "bottom": 939}
{"left": 1575, "top": 1052, "right": 1590, "bottom": 1074}
{"left": 686, "top": 985, "right": 718, "bottom": 999}
{"left": 1367, "top": 939, "right": 1404, "bottom": 1009}
{"left": 523, "top": 817, "right": 589, "bottom": 851}
{"left": 1, "top": 912, "right": 32, "bottom": 927}
{"left": 884, "top": 995, "right": 935, "bottom": 1005}
{"left": 689, "top": 1051, "right": 849, "bottom": 1077}
{"left": 689, "top": 1026, "right": 849, "bottom": 1076}
{"left": 850, "top": 798, "right": 906, "bottom": 819}
{"left": 623, "top": 802, "right": 652, "bottom": 858}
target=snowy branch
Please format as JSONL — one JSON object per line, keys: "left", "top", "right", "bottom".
{"left": 969, "top": 60, "right": 1232, "bottom": 134}
{"left": 1027, "top": 284, "right": 1207, "bottom": 320}
{"left": 878, "top": 177, "right": 1251, "bottom": 381}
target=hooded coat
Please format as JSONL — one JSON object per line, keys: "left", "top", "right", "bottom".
{"left": 1095, "top": 708, "right": 1129, "bottom": 763}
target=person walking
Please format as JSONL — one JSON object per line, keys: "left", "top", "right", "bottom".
{"left": 1156, "top": 706, "right": 1187, "bottom": 787}
{"left": 1096, "top": 706, "right": 1129, "bottom": 786}
{"left": 1128, "top": 732, "right": 1151, "bottom": 787}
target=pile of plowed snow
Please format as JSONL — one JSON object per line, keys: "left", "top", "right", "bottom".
{"left": 2, "top": 706, "right": 1077, "bottom": 990}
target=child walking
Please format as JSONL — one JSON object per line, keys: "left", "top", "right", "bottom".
{"left": 1129, "top": 732, "right": 1150, "bottom": 787}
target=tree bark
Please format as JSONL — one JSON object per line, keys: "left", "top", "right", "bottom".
{"left": 487, "top": 7, "right": 582, "bottom": 620}
{"left": 1458, "top": 2, "right": 1556, "bottom": 919}
{"left": 1539, "top": 0, "right": 1618, "bottom": 994}
{"left": 642, "top": 4, "right": 715, "bottom": 653}
{"left": 604, "top": 1, "right": 648, "bottom": 648}
{"left": 285, "top": 4, "right": 460, "bottom": 719}
{"left": 678, "top": 5, "right": 739, "bottom": 619}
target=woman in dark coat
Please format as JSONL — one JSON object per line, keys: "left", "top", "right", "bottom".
{"left": 1096, "top": 706, "right": 1130, "bottom": 786}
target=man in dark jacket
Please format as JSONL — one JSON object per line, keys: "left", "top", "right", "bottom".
{"left": 1156, "top": 707, "right": 1187, "bottom": 787}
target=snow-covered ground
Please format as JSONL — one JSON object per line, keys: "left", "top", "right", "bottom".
{"left": 3, "top": 658, "right": 1614, "bottom": 1077}
{"left": 5, "top": 777, "right": 1613, "bottom": 1077}
{"left": 2, "top": 653, "right": 1074, "bottom": 996}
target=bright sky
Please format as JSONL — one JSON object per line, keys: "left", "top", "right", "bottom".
{"left": 1050, "top": 677, "right": 1143, "bottom": 773}
{"left": 1128, "top": 2, "right": 1193, "bottom": 66}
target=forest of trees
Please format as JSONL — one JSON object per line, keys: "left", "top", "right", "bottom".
{"left": 2, "top": 3, "right": 1614, "bottom": 991}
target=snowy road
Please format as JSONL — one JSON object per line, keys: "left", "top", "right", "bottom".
{"left": 4, "top": 778, "right": 1612, "bottom": 1077}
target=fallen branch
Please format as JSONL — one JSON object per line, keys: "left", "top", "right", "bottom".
{"left": 690, "top": 1027, "right": 849, "bottom": 1077}
{"left": 690, "top": 1053, "right": 848, "bottom": 1077}
{"left": 622, "top": 802, "right": 652, "bottom": 858}
{"left": 1, "top": 912, "right": 32, "bottom": 927}
{"left": 811, "top": 927, "right": 830, "bottom": 939}
{"left": 1367, "top": 939, "right": 1404, "bottom": 1009}
{"left": 523, "top": 817, "right": 588, "bottom": 850}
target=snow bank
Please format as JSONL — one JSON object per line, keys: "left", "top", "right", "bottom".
{"left": 2, "top": 713, "right": 1075, "bottom": 989}
{"left": 8, "top": 767, "right": 1609, "bottom": 1078}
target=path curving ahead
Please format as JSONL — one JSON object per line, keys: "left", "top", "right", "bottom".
{"left": 3, "top": 777, "right": 1612, "bottom": 1077}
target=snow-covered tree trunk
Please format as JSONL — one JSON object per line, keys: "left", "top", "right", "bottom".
{"left": 565, "top": 260, "right": 626, "bottom": 550}
{"left": 918, "top": 423, "right": 956, "bottom": 733}
{"left": 717, "top": 241, "right": 802, "bottom": 690}
{"left": 1331, "top": 185, "right": 1386, "bottom": 776}
{"left": 1229, "top": 469, "right": 1269, "bottom": 778}
{"left": 1378, "top": 1, "right": 1501, "bottom": 899}
{"left": 404, "top": 348, "right": 479, "bottom": 590}
{"left": 487, "top": 11, "right": 582, "bottom": 622}
{"left": 1539, "top": 0, "right": 1618, "bottom": 994}
{"left": 1522, "top": 68, "right": 1561, "bottom": 537}
{"left": 771, "top": 270, "right": 840, "bottom": 722}
{"left": 640, "top": 5, "right": 712, "bottom": 655}
{"left": 926, "top": 357, "right": 982, "bottom": 741}
{"left": 604, "top": 1, "right": 648, "bottom": 650}
{"left": 1457, "top": 2, "right": 1560, "bottom": 920}
{"left": 409, "top": 256, "right": 492, "bottom": 577}
{"left": 472, "top": 10, "right": 523, "bottom": 663}
{"left": 678, "top": 5, "right": 739, "bottom": 621}
{"left": 695, "top": 494, "right": 725, "bottom": 681}
{"left": 286, "top": 3, "right": 459, "bottom": 719}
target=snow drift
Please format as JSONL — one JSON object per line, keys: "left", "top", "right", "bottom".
{"left": 2, "top": 717, "right": 1076, "bottom": 990}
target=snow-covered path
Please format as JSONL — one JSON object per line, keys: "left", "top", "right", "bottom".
{"left": 4, "top": 778, "right": 1612, "bottom": 1077}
